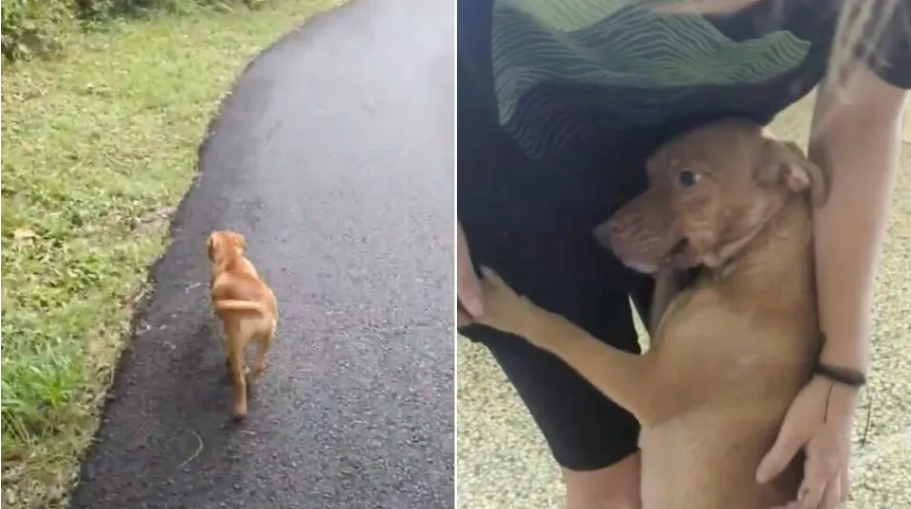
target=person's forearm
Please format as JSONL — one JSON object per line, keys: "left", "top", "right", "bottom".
{"left": 809, "top": 82, "right": 905, "bottom": 371}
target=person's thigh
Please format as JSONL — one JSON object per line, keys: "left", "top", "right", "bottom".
{"left": 563, "top": 454, "right": 642, "bottom": 509}
{"left": 459, "top": 226, "right": 646, "bottom": 475}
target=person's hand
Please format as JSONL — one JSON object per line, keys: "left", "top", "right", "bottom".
{"left": 457, "top": 222, "right": 483, "bottom": 327}
{"left": 756, "top": 376, "right": 858, "bottom": 509}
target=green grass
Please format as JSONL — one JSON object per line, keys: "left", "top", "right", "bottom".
{"left": 0, "top": 1, "right": 339, "bottom": 507}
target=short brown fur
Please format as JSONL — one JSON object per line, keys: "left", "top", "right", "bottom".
{"left": 476, "top": 119, "right": 828, "bottom": 509}
{"left": 207, "top": 230, "right": 278, "bottom": 419}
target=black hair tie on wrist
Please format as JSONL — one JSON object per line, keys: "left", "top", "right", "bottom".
{"left": 814, "top": 362, "right": 867, "bottom": 388}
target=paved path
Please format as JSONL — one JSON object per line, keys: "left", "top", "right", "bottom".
{"left": 69, "top": 1, "right": 454, "bottom": 508}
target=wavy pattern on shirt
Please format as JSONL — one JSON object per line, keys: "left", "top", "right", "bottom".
{"left": 504, "top": 0, "right": 631, "bottom": 31}
{"left": 491, "top": 0, "right": 811, "bottom": 157}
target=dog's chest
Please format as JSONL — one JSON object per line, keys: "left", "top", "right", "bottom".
{"left": 653, "top": 287, "right": 814, "bottom": 397}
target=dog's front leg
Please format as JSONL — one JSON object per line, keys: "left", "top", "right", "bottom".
{"left": 477, "top": 268, "right": 658, "bottom": 424}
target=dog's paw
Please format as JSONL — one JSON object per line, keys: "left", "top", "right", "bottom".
{"left": 476, "top": 266, "right": 537, "bottom": 337}
{"left": 232, "top": 405, "right": 248, "bottom": 421}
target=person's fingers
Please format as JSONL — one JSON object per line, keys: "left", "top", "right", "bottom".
{"left": 757, "top": 420, "right": 807, "bottom": 483}
{"left": 781, "top": 479, "right": 834, "bottom": 509}
{"left": 796, "top": 475, "right": 840, "bottom": 509}
{"left": 457, "top": 225, "right": 484, "bottom": 317}
{"left": 817, "top": 474, "right": 842, "bottom": 509}
{"left": 838, "top": 468, "right": 850, "bottom": 504}
{"left": 792, "top": 443, "right": 839, "bottom": 509}
{"left": 457, "top": 309, "right": 473, "bottom": 328}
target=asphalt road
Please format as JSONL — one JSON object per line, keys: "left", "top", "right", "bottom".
{"left": 68, "top": 1, "right": 454, "bottom": 508}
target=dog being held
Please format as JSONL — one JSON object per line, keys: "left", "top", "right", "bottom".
{"left": 207, "top": 230, "right": 278, "bottom": 419}
{"left": 476, "top": 119, "right": 829, "bottom": 509}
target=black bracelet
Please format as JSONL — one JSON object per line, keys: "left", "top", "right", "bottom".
{"left": 814, "top": 362, "right": 867, "bottom": 388}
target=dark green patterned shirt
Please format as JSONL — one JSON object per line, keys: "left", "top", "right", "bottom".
{"left": 458, "top": 0, "right": 910, "bottom": 231}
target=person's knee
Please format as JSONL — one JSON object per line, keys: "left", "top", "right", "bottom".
{"left": 563, "top": 453, "right": 642, "bottom": 509}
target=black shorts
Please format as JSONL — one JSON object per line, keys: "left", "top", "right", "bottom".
{"left": 456, "top": 4, "right": 655, "bottom": 469}
{"left": 458, "top": 225, "right": 654, "bottom": 472}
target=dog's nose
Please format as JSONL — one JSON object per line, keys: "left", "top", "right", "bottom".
{"left": 592, "top": 221, "right": 616, "bottom": 250}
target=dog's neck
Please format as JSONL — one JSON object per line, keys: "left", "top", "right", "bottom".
{"left": 706, "top": 198, "right": 815, "bottom": 298}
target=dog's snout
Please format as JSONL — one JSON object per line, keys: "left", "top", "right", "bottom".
{"left": 607, "top": 219, "right": 626, "bottom": 236}
{"left": 602, "top": 217, "right": 631, "bottom": 242}
{"left": 593, "top": 220, "right": 619, "bottom": 250}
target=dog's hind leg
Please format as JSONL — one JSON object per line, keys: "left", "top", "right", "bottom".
{"left": 477, "top": 267, "right": 660, "bottom": 424}
{"left": 225, "top": 324, "right": 249, "bottom": 419}
{"left": 249, "top": 319, "right": 275, "bottom": 382}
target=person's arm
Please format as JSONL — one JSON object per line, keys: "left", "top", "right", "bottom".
{"left": 756, "top": 6, "right": 909, "bottom": 504}
{"left": 808, "top": 66, "right": 906, "bottom": 372}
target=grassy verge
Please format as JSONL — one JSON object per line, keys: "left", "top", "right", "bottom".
{"left": 1, "top": 1, "right": 339, "bottom": 507}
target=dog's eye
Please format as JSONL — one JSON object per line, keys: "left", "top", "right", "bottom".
{"left": 678, "top": 170, "right": 700, "bottom": 187}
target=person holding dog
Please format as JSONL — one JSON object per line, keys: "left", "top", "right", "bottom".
{"left": 456, "top": 1, "right": 909, "bottom": 508}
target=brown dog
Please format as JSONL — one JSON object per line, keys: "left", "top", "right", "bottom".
{"left": 476, "top": 119, "right": 829, "bottom": 509}
{"left": 207, "top": 230, "right": 278, "bottom": 419}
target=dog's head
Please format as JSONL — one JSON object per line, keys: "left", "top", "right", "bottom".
{"left": 595, "top": 120, "right": 828, "bottom": 273}
{"left": 207, "top": 230, "right": 247, "bottom": 266}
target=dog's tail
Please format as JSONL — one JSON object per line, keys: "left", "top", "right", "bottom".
{"left": 215, "top": 300, "right": 266, "bottom": 315}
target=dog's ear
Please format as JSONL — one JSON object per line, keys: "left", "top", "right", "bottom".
{"left": 756, "top": 139, "right": 829, "bottom": 207}
{"left": 207, "top": 233, "right": 218, "bottom": 261}
{"left": 231, "top": 232, "right": 246, "bottom": 250}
